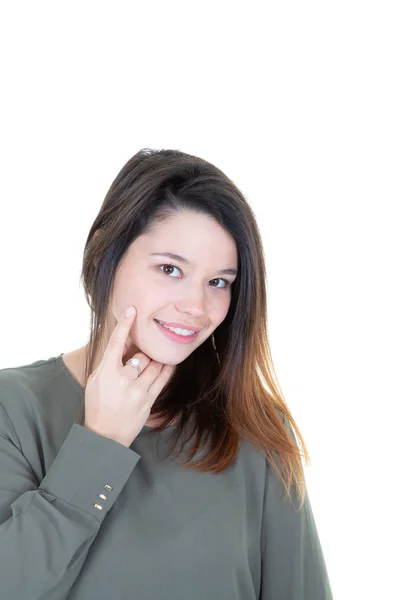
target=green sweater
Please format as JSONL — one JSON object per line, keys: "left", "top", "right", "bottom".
{"left": 0, "top": 354, "right": 333, "bottom": 599}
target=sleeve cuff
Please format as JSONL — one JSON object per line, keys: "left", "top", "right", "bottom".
{"left": 39, "top": 423, "right": 140, "bottom": 523}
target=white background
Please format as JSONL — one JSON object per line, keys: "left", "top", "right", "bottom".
{"left": 1, "top": 2, "right": 399, "bottom": 598}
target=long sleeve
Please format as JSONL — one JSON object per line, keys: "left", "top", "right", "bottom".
{"left": 259, "top": 456, "right": 334, "bottom": 599}
{"left": 0, "top": 405, "right": 140, "bottom": 600}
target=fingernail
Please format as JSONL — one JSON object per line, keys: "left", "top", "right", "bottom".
{"left": 125, "top": 306, "right": 135, "bottom": 317}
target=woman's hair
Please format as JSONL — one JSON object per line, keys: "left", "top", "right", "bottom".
{"left": 77, "top": 148, "right": 311, "bottom": 508}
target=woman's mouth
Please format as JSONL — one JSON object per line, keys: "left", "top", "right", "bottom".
{"left": 154, "top": 319, "right": 200, "bottom": 344}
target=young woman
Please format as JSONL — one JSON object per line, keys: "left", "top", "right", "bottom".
{"left": 0, "top": 148, "right": 333, "bottom": 599}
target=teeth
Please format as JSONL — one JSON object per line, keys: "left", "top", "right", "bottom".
{"left": 166, "top": 326, "right": 195, "bottom": 336}
{"left": 158, "top": 321, "right": 196, "bottom": 336}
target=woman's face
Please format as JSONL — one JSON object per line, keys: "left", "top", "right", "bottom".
{"left": 105, "top": 211, "right": 238, "bottom": 365}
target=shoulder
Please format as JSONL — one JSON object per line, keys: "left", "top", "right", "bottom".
{"left": 0, "top": 355, "right": 58, "bottom": 421}
{"left": 0, "top": 355, "right": 82, "bottom": 479}
{"left": 0, "top": 354, "right": 81, "bottom": 441}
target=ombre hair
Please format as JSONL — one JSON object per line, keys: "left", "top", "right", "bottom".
{"left": 76, "top": 148, "right": 311, "bottom": 508}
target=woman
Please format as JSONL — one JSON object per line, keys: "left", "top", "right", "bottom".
{"left": 0, "top": 148, "right": 333, "bottom": 599}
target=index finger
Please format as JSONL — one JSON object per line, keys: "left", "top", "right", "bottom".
{"left": 105, "top": 306, "right": 136, "bottom": 365}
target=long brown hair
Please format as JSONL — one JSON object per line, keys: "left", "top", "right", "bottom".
{"left": 77, "top": 148, "right": 311, "bottom": 508}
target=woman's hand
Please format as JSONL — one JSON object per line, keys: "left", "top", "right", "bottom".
{"left": 84, "top": 307, "right": 175, "bottom": 447}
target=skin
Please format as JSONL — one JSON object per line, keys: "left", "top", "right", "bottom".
{"left": 62, "top": 210, "right": 238, "bottom": 426}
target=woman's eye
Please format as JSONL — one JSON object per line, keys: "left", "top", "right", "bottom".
{"left": 160, "top": 264, "right": 180, "bottom": 277}
{"left": 159, "top": 264, "right": 230, "bottom": 289}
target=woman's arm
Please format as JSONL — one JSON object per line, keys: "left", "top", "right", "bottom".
{"left": 260, "top": 462, "right": 334, "bottom": 599}
{"left": 260, "top": 414, "right": 334, "bottom": 599}
{"left": 0, "top": 405, "right": 139, "bottom": 600}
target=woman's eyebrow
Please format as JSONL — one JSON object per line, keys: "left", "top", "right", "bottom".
{"left": 149, "top": 252, "right": 238, "bottom": 276}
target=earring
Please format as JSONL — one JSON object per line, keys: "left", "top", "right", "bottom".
{"left": 211, "top": 333, "right": 220, "bottom": 365}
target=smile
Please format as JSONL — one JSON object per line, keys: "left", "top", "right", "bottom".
{"left": 154, "top": 319, "right": 200, "bottom": 344}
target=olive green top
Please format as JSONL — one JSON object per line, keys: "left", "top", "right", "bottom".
{"left": 0, "top": 354, "right": 333, "bottom": 599}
